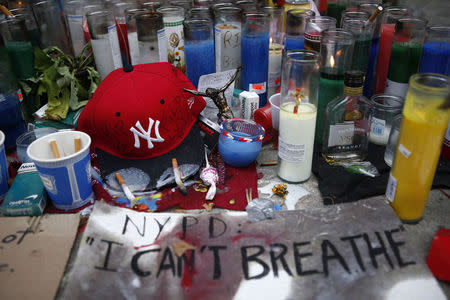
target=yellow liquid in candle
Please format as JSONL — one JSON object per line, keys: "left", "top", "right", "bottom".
{"left": 390, "top": 94, "right": 449, "bottom": 222}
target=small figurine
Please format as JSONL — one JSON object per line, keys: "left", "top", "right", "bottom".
{"left": 184, "top": 66, "right": 242, "bottom": 123}
{"left": 199, "top": 148, "right": 219, "bottom": 201}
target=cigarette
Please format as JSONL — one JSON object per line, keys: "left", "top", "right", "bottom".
{"left": 260, "top": 161, "right": 278, "bottom": 166}
{"left": 367, "top": 6, "right": 383, "bottom": 23}
{"left": 50, "top": 140, "right": 61, "bottom": 158}
{"left": 74, "top": 137, "right": 81, "bottom": 153}
{"left": 172, "top": 158, "right": 187, "bottom": 195}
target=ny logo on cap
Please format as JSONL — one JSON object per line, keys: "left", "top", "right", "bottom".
{"left": 130, "top": 117, "right": 165, "bottom": 149}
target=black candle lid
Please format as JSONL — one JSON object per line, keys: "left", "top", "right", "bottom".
{"left": 344, "top": 70, "right": 364, "bottom": 88}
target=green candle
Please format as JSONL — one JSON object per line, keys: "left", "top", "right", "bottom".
{"left": 27, "top": 28, "right": 41, "bottom": 48}
{"left": 326, "top": 3, "right": 346, "bottom": 25}
{"left": 315, "top": 73, "right": 344, "bottom": 143}
{"left": 387, "top": 42, "right": 423, "bottom": 83}
{"left": 6, "top": 41, "right": 35, "bottom": 79}
{"left": 352, "top": 35, "right": 372, "bottom": 73}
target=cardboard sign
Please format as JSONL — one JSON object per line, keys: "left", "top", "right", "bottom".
{"left": 0, "top": 214, "right": 80, "bottom": 300}
{"left": 61, "top": 200, "right": 445, "bottom": 299}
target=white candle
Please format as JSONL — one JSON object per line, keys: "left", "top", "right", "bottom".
{"left": 162, "top": 15, "right": 185, "bottom": 70}
{"left": 214, "top": 23, "right": 241, "bottom": 72}
{"left": 91, "top": 26, "right": 122, "bottom": 80}
{"left": 67, "top": 15, "right": 85, "bottom": 56}
{"left": 278, "top": 102, "right": 317, "bottom": 182}
{"left": 127, "top": 31, "right": 139, "bottom": 65}
{"left": 268, "top": 43, "right": 282, "bottom": 99}
{"left": 138, "top": 40, "right": 160, "bottom": 64}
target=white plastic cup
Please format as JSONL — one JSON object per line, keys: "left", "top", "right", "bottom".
{"left": 27, "top": 131, "right": 93, "bottom": 210}
{"left": 0, "top": 131, "right": 9, "bottom": 200}
{"left": 269, "top": 92, "right": 280, "bottom": 131}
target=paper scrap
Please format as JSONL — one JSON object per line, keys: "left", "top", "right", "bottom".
{"left": 258, "top": 181, "right": 309, "bottom": 210}
{"left": 172, "top": 240, "right": 196, "bottom": 257}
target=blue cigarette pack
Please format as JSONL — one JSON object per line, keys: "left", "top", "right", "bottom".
{"left": 0, "top": 163, "right": 47, "bottom": 216}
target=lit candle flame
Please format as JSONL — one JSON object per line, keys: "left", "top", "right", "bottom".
{"left": 330, "top": 55, "right": 335, "bottom": 68}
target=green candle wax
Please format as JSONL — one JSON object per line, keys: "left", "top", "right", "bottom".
{"left": 326, "top": 3, "right": 346, "bottom": 26}
{"left": 387, "top": 42, "right": 423, "bottom": 84}
{"left": 27, "top": 28, "right": 41, "bottom": 48}
{"left": 315, "top": 76, "right": 344, "bottom": 143}
{"left": 0, "top": 46, "right": 18, "bottom": 92}
{"left": 352, "top": 36, "right": 372, "bottom": 73}
{"left": 6, "top": 41, "right": 34, "bottom": 79}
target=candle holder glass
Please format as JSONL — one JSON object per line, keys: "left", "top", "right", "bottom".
{"left": 64, "top": 1, "right": 87, "bottom": 56}
{"left": 315, "top": 29, "right": 354, "bottom": 143}
{"left": 284, "top": 8, "right": 315, "bottom": 51}
{"left": 385, "top": 16, "right": 428, "bottom": 99}
{"left": 277, "top": 50, "right": 320, "bottom": 183}
{"left": 340, "top": 9, "right": 369, "bottom": 27}
{"left": 284, "top": 0, "right": 311, "bottom": 12}
{"left": 141, "top": 1, "right": 162, "bottom": 11}
{"left": 241, "top": 12, "right": 270, "bottom": 107}
{"left": 369, "top": 94, "right": 403, "bottom": 146}
{"left": 419, "top": 25, "right": 450, "bottom": 75}
{"left": 219, "top": 119, "right": 265, "bottom": 168}
{"left": 125, "top": 8, "right": 149, "bottom": 65}
{"left": 343, "top": 19, "right": 374, "bottom": 73}
{"left": 326, "top": 0, "right": 347, "bottom": 25}
{"left": 303, "top": 16, "right": 336, "bottom": 53}
{"left": 9, "top": 7, "right": 40, "bottom": 48}
{"left": 189, "top": 7, "right": 213, "bottom": 20}
{"left": 136, "top": 12, "right": 165, "bottom": 64}
{"left": 184, "top": 18, "right": 215, "bottom": 88}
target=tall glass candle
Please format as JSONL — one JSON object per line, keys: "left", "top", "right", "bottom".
{"left": 32, "top": 0, "right": 72, "bottom": 55}
{"left": 419, "top": 25, "right": 450, "bottom": 76}
{"left": 9, "top": 7, "right": 40, "bottom": 48}
{"left": 385, "top": 17, "right": 427, "bottom": 99}
{"left": 65, "top": 0, "right": 87, "bottom": 56}
{"left": 157, "top": 6, "right": 186, "bottom": 73}
{"left": 284, "top": 8, "right": 315, "bottom": 51}
{"left": 125, "top": 8, "right": 149, "bottom": 65}
{"left": 315, "top": 29, "right": 354, "bottom": 143}
{"left": 326, "top": 0, "right": 346, "bottom": 25}
{"left": 340, "top": 9, "right": 369, "bottom": 27}
{"left": 303, "top": 16, "right": 336, "bottom": 53}
{"left": 113, "top": 2, "right": 138, "bottom": 66}
{"left": 189, "top": 6, "right": 213, "bottom": 20}
{"left": 214, "top": 6, "right": 243, "bottom": 73}
{"left": 360, "top": 3, "right": 383, "bottom": 98}
{"left": 87, "top": 10, "right": 123, "bottom": 80}
{"left": 241, "top": 12, "right": 270, "bottom": 107}
{"left": 263, "top": 5, "right": 285, "bottom": 99}
{"left": 277, "top": 50, "right": 320, "bottom": 182}
{"left": 374, "top": 6, "right": 410, "bottom": 94}
{"left": 136, "top": 12, "right": 165, "bottom": 64}
{"left": 81, "top": 4, "right": 103, "bottom": 43}
{"left": 0, "top": 17, "right": 34, "bottom": 80}
{"left": 387, "top": 73, "right": 450, "bottom": 223}
{"left": 184, "top": 18, "right": 215, "bottom": 88}
{"left": 343, "top": 19, "right": 374, "bottom": 73}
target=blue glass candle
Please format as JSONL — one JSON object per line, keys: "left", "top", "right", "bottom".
{"left": 419, "top": 26, "right": 450, "bottom": 76}
{"left": 285, "top": 36, "right": 304, "bottom": 51}
{"left": 363, "top": 36, "right": 380, "bottom": 97}
{"left": 284, "top": 9, "right": 315, "bottom": 52}
{"left": 184, "top": 19, "right": 215, "bottom": 88}
{"left": 241, "top": 13, "right": 270, "bottom": 107}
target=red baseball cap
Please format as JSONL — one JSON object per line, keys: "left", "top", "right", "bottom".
{"left": 77, "top": 63, "right": 206, "bottom": 190}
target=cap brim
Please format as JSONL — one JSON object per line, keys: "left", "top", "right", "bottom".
{"left": 97, "top": 123, "right": 205, "bottom": 191}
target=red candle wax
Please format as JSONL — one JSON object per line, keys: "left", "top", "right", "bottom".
{"left": 374, "top": 24, "right": 395, "bottom": 94}
{"left": 115, "top": 21, "right": 131, "bottom": 64}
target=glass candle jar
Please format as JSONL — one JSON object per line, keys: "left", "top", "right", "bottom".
{"left": 387, "top": 73, "right": 450, "bottom": 223}
{"left": 136, "top": 12, "right": 165, "bottom": 64}
{"left": 32, "top": 0, "right": 72, "bottom": 54}
{"left": 384, "top": 113, "right": 402, "bottom": 167}
{"left": 385, "top": 17, "right": 428, "bottom": 99}
{"left": 87, "top": 10, "right": 123, "bottom": 80}
{"left": 342, "top": 19, "right": 374, "bottom": 73}
{"left": 326, "top": 0, "right": 346, "bottom": 25}
{"left": 284, "top": 8, "right": 315, "bottom": 51}
{"left": 241, "top": 12, "right": 270, "bottom": 107}
{"left": 263, "top": 6, "right": 285, "bottom": 99}
{"left": 214, "top": 6, "right": 243, "bottom": 73}
{"left": 277, "top": 50, "right": 320, "bottom": 182}
{"left": 374, "top": 6, "right": 411, "bottom": 94}
{"left": 114, "top": 2, "right": 138, "bottom": 66}
{"left": 340, "top": 9, "right": 369, "bottom": 27}
{"left": 157, "top": 6, "right": 186, "bottom": 73}
{"left": 369, "top": 94, "right": 403, "bottom": 145}
{"left": 303, "top": 16, "right": 336, "bottom": 53}
{"left": 125, "top": 8, "right": 149, "bottom": 65}
{"left": 189, "top": 7, "right": 213, "bottom": 20}
{"left": 9, "top": 7, "right": 40, "bottom": 47}
{"left": 419, "top": 25, "right": 450, "bottom": 76}
{"left": 219, "top": 119, "right": 265, "bottom": 168}
{"left": 184, "top": 18, "right": 215, "bottom": 88}
{"left": 315, "top": 29, "right": 354, "bottom": 143}
{"left": 65, "top": 0, "right": 87, "bottom": 56}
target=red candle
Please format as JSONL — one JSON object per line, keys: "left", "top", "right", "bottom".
{"left": 374, "top": 23, "right": 395, "bottom": 94}
{"left": 115, "top": 21, "right": 131, "bottom": 65}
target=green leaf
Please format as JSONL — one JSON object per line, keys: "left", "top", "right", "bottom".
{"left": 46, "top": 87, "right": 70, "bottom": 120}
{"left": 34, "top": 47, "right": 53, "bottom": 71}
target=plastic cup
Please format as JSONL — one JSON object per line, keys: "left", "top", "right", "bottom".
{"left": 269, "top": 92, "right": 280, "bottom": 131}
{"left": 0, "top": 130, "right": 9, "bottom": 200}
{"left": 27, "top": 131, "right": 93, "bottom": 210}
{"left": 16, "top": 127, "right": 58, "bottom": 163}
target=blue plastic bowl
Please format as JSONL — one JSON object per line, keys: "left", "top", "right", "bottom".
{"left": 218, "top": 119, "right": 265, "bottom": 167}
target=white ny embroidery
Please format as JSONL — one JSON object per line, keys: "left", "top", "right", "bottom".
{"left": 130, "top": 118, "right": 165, "bottom": 149}
{"left": 187, "top": 97, "right": 195, "bottom": 109}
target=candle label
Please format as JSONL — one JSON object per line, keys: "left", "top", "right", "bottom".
{"left": 163, "top": 19, "right": 185, "bottom": 72}
{"left": 328, "top": 123, "right": 355, "bottom": 148}
{"left": 278, "top": 139, "right": 306, "bottom": 162}
{"left": 107, "top": 25, "right": 123, "bottom": 70}
{"left": 249, "top": 82, "right": 267, "bottom": 95}
{"left": 370, "top": 117, "right": 385, "bottom": 137}
{"left": 157, "top": 29, "right": 167, "bottom": 63}
{"left": 398, "top": 144, "right": 411, "bottom": 159}
{"left": 385, "top": 173, "right": 397, "bottom": 202}
{"left": 385, "top": 79, "right": 409, "bottom": 98}
{"left": 215, "top": 24, "right": 241, "bottom": 72}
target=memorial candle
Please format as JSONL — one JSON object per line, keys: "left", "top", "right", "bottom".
{"left": 114, "top": 2, "right": 138, "bottom": 66}
{"left": 136, "top": 12, "right": 165, "bottom": 64}
{"left": 241, "top": 13, "right": 270, "bottom": 107}
{"left": 184, "top": 19, "right": 215, "bottom": 88}
{"left": 284, "top": 8, "right": 315, "bottom": 52}
{"left": 419, "top": 26, "right": 450, "bottom": 76}
{"left": 326, "top": 0, "right": 346, "bottom": 25}
{"left": 125, "top": 8, "right": 148, "bottom": 65}
{"left": 303, "top": 16, "right": 336, "bottom": 53}
{"left": 64, "top": 1, "right": 86, "bottom": 56}
{"left": 277, "top": 50, "right": 320, "bottom": 183}
{"left": 343, "top": 19, "right": 374, "bottom": 73}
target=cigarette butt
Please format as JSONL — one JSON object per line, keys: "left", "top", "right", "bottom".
{"left": 115, "top": 173, "right": 125, "bottom": 185}
{"left": 171, "top": 158, "right": 178, "bottom": 168}
{"left": 50, "top": 140, "right": 60, "bottom": 158}
{"left": 368, "top": 6, "right": 383, "bottom": 23}
{"left": 0, "top": 5, "right": 14, "bottom": 17}
{"left": 260, "top": 161, "right": 278, "bottom": 166}
{"left": 74, "top": 137, "right": 81, "bottom": 152}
